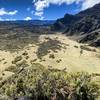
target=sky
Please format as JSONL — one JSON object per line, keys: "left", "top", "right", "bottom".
{"left": 0, "top": 0, "right": 100, "bottom": 21}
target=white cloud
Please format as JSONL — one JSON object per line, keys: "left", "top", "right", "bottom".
{"left": 34, "top": 11, "right": 43, "bottom": 16}
{"left": 0, "top": 8, "right": 18, "bottom": 16}
{"left": 5, "top": 19, "right": 16, "bottom": 21}
{"left": 8, "top": 10, "right": 18, "bottom": 15}
{"left": 0, "top": 17, "right": 16, "bottom": 21}
{"left": 24, "top": 17, "right": 32, "bottom": 21}
{"left": 33, "top": 0, "right": 82, "bottom": 18}
{"left": 81, "top": 0, "right": 100, "bottom": 10}
{"left": 33, "top": 0, "right": 100, "bottom": 18}
{"left": 40, "top": 16, "right": 45, "bottom": 20}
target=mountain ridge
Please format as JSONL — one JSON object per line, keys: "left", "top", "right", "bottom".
{"left": 0, "top": 20, "right": 55, "bottom": 26}
{"left": 52, "top": 3, "right": 100, "bottom": 47}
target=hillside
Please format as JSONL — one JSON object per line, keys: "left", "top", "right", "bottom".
{"left": 52, "top": 3, "right": 100, "bottom": 47}
{"left": 0, "top": 33, "right": 100, "bottom": 99}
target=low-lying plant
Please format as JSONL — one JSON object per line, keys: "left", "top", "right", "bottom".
{"left": 0, "top": 63, "right": 100, "bottom": 100}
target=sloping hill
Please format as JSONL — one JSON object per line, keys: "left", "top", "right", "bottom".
{"left": 0, "top": 34, "right": 100, "bottom": 78}
{"left": 52, "top": 3, "right": 100, "bottom": 47}
{"left": 0, "top": 34, "right": 100, "bottom": 99}
{"left": 51, "top": 14, "right": 79, "bottom": 30}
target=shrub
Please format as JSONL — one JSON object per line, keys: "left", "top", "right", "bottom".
{"left": 22, "top": 51, "right": 28, "bottom": 56}
{"left": 25, "top": 56, "right": 29, "bottom": 59}
{"left": 80, "top": 45, "right": 96, "bottom": 52}
{"left": 6, "top": 60, "right": 28, "bottom": 73}
{"left": 74, "top": 45, "right": 78, "bottom": 48}
{"left": 3, "top": 62, "right": 7, "bottom": 64}
{"left": 49, "top": 54, "right": 55, "bottom": 59}
{"left": 36, "top": 39, "right": 62, "bottom": 59}
{"left": 0, "top": 64, "right": 100, "bottom": 100}
{"left": 12, "top": 56, "right": 22, "bottom": 64}
{"left": 56, "top": 59, "right": 62, "bottom": 63}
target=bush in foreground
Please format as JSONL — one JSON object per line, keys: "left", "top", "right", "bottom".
{"left": 0, "top": 63, "right": 100, "bottom": 100}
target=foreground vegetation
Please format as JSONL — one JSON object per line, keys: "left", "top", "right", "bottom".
{"left": 0, "top": 63, "right": 100, "bottom": 100}
{"left": 37, "top": 38, "right": 63, "bottom": 59}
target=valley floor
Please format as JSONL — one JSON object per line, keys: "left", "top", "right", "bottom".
{"left": 0, "top": 33, "right": 100, "bottom": 81}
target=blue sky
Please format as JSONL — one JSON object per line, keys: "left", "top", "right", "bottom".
{"left": 0, "top": 0, "right": 100, "bottom": 21}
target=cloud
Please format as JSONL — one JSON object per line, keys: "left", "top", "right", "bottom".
{"left": 81, "top": 0, "right": 100, "bottom": 10}
{"left": 0, "top": 17, "right": 16, "bottom": 21}
{"left": 33, "top": 0, "right": 82, "bottom": 18}
{"left": 0, "top": 8, "right": 18, "bottom": 16}
{"left": 34, "top": 11, "right": 43, "bottom": 16}
{"left": 33, "top": 0, "right": 100, "bottom": 18}
{"left": 8, "top": 10, "right": 18, "bottom": 15}
{"left": 5, "top": 19, "right": 16, "bottom": 21}
{"left": 40, "top": 16, "right": 45, "bottom": 20}
{"left": 24, "top": 17, "right": 32, "bottom": 21}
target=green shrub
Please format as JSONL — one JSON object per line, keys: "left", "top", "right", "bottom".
{"left": 49, "top": 54, "right": 55, "bottom": 59}
{"left": 36, "top": 39, "right": 62, "bottom": 59}
{"left": 22, "top": 51, "right": 28, "bottom": 56}
{"left": 80, "top": 45, "right": 96, "bottom": 52}
{"left": 0, "top": 64, "right": 100, "bottom": 100}
{"left": 6, "top": 60, "right": 28, "bottom": 73}
{"left": 25, "top": 56, "right": 29, "bottom": 59}
{"left": 56, "top": 59, "right": 62, "bottom": 63}
{"left": 12, "top": 56, "right": 22, "bottom": 64}
{"left": 74, "top": 45, "right": 78, "bottom": 48}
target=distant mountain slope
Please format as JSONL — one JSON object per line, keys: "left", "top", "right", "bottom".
{"left": 77, "top": 3, "right": 100, "bottom": 17}
{"left": 52, "top": 3, "right": 100, "bottom": 47}
{"left": 51, "top": 14, "right": 79, "bottom": 30}
{"left": 0, "top": 20, "right": 55, "bottom": 27}
{"left": 0, "top": 20, "right": 55, "bottom": 38}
